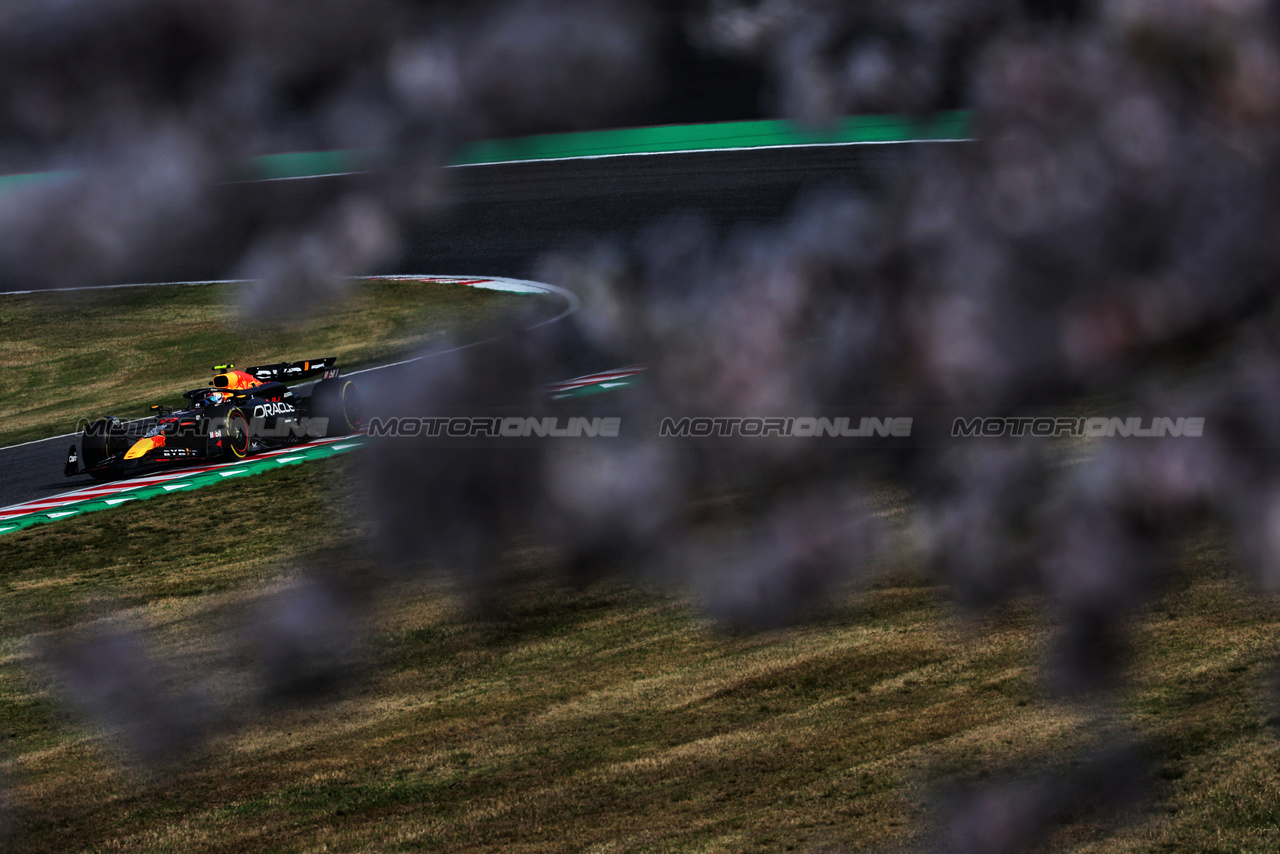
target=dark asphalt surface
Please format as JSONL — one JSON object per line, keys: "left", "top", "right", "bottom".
{"left": 1, "top": 143, "right": 938, "bottom": 511}
{"left": 0, "top": 439, "right": 82, "bottom": 509}
{"left": 412, "top": 145, "right": 910, "bottom": 279}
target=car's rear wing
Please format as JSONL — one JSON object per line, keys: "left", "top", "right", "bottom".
{"left": 219, "top": 357, "right": 340, "bottom": 383}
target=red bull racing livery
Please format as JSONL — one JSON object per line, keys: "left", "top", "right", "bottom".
{"left": 65, "top": 357, "right": 362, "bottom": 481}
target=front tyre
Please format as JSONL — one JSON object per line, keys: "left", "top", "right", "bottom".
{"left": 80, "top": 416, "right": 130, "bottom": 480}
{"left": 310, "top": 379, "right": 361, "bottom": 437}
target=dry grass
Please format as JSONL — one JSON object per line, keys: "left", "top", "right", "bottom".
{"left": 2, "top": 461, "right": 1280, "bottom": 851}
{"left": 0, "top": 279, "right": 545, "bottom": 447}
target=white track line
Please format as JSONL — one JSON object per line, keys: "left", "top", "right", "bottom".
{"left": 448, "top": 138, "right": 972, "bottom": 169}
{"left": 228, "top": 172, "right": 364, "bottom": 183}
{"left": 0, "top": 137, "right": 969, "bottom": 200}
{"left": 147, "top": 138, "right": 976, "bottom": 184}
{"left": 344, "top": 278, "right": 580, "bottom": 377}
{"left": 0, "top": 280, "right": 245, "bottom": 296}
{"left": 0, "top": 414, "right": 159, "bottom": 453}
{"left": 0, "top": 432, "right": 78, "bottom": 450}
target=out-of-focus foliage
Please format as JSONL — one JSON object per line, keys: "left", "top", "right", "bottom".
{"left": 11, "top": 0, "right": 1280, "bottom": 850}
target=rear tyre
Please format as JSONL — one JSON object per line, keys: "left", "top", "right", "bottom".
{"left": 221, "top": 407, "right": 251, "bottom": 460}
{"left": 80, "top": 416, "right": 130, "bottom": 480}
{"left": 310, "top": 379, "right": 362, "bottom": 437}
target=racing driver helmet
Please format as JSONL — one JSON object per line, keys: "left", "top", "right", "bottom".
{"left": 200, "top": 390, "right": 230, "bottom": 408}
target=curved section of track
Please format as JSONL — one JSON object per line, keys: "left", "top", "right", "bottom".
{"left": 0, "top": 142, "right": 935, "bottom": 527}
{"left": 0, "top": 275, "right": 577, "bottom": 520}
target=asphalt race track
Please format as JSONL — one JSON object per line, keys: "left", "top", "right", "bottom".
{"left": 0, "top": 279, "right": 576, "bottom": 513}
{"left": 0, "top": 142, "right": 942, "bottom": 512}
{"left": 412, "top": 144, "right": 914, "bottom": 277}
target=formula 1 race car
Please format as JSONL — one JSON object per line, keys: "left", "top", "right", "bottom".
{"left": 64, "top": 357, "right": 362, "bottom": 481}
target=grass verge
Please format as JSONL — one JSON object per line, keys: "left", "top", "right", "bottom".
{"left": 1, "top": 461, "right": 1279, "bottom": 851}
{"left": 0, "top": 279, "right": 547, "bottom": 448}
